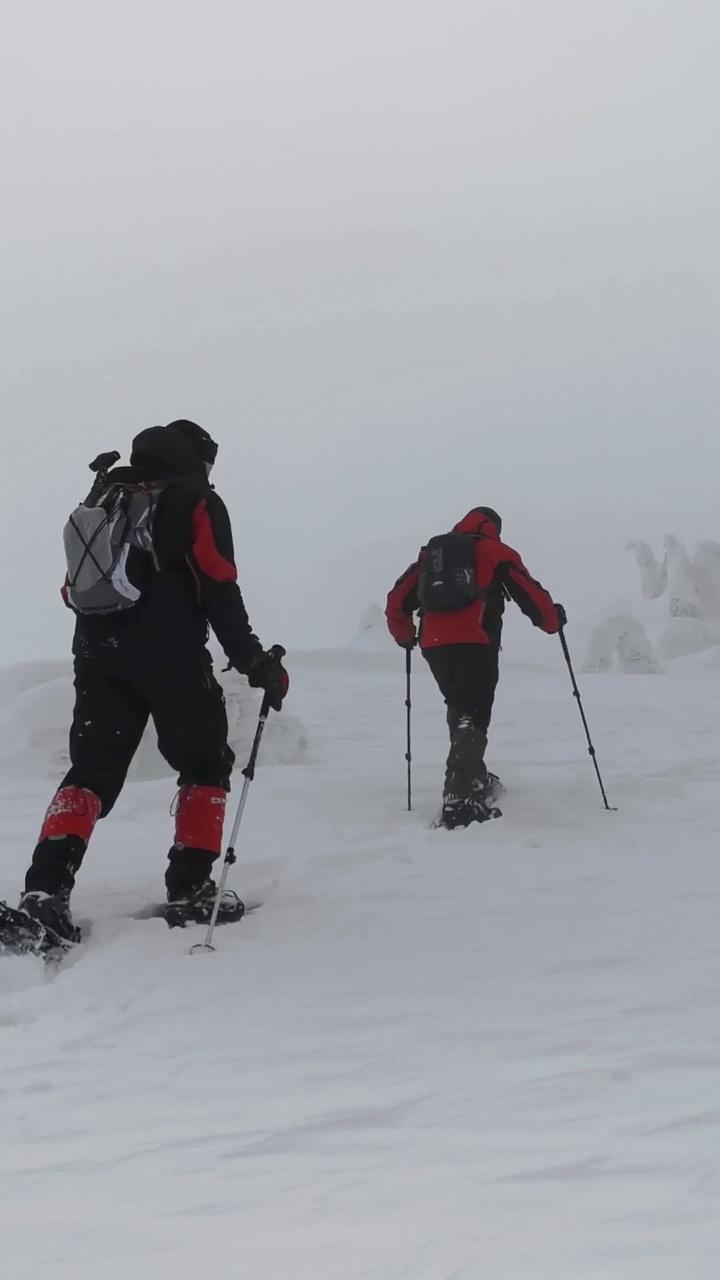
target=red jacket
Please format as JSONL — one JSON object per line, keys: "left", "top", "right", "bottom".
{"left": 386, "top": 510, "right": 560, "bottom": 649}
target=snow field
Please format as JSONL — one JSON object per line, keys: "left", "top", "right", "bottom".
{"left": 2, "top": 645, "right": 720, "bottom": 1277}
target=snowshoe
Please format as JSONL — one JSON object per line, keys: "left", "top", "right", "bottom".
{"left": 163, "top": 882, "right": 245, "bottom": 929}
{"left": 435, "top": 796, "right": 503, "bottom": 830}
{"left": 483, "top": 771, "right": 505, "bottom": 802}
{"left": 18, "top": 890, "right": 81, "bottom": 942}
{"left": 0, "top": 896, "right": 79, "bottom": 958}
{"left": 132, "top": 896, "right": 258, "bottom": 925}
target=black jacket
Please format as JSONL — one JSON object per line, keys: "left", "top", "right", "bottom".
{"left": 69, "top": 423, "right": 264, "bottom": 674}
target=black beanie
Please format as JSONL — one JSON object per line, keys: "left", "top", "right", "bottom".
{"left": 167, "top": 419, "right": 218, "bottom": 466}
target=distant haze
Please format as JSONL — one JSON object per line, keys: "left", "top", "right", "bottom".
{"left": 1, "top": 0, "right": 717, "bottom": 659}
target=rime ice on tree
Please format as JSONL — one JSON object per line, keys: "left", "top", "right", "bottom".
{"left": 585, "top": 537, "right": 720, "bottom": 672}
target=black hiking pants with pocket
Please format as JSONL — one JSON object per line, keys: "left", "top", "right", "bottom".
{"left": 24, "top": 613, "right": 236, "bottom": 899}
{"left": 24, "top": 645, "right": 234, "bottom": 899}
{"left": 62, "top": 644, "right": 234, "bottom": 814}
{"left": 423, "top": 643, "right": 499, "bottom": 733}
{"left": 423, "top": 643, "right": 500, "bottom": 805}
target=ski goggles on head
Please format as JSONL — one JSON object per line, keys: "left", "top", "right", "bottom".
{"left": 199, "top": 434, "right": 218, "bottom": 467}
{"left": 191, "top": 430, "right": 218, "bottom": 468}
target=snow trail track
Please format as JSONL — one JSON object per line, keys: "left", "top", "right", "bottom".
{"left": 2, "top": 648, "right": 720, "bottom": 1279}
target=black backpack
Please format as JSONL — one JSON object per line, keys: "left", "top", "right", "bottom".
{"left": 418, "top": 532, "right": 481, "bottom": 612}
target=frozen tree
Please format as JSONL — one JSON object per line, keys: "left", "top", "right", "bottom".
{"left": 691, "top": 541, "right": 720, "bottom": 622}
{"left": 664, "top": 535, "right": 701, "bottom": 618}
{"left": 626, "top": 540, "right": 667, "bottom": 599}
{"left": 591, "top": 534, "right": 720, "bottom": 673}
{"left": 583, "top": 613, "right": 661, "bottom": 675}
{"left": 627, "top": 536, "right": 720, "bottom": 621}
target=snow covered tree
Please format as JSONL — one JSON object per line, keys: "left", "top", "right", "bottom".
{"left": 626, "top": 540, "right": 668, "bottom": 599}
{"left": 583, "top": 614, "right": 661, "bottom": 674}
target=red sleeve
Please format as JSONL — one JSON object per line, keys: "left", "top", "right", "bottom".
{"left": 386, "top": 561, "right": 421, "bottom": 645}
{"left": 186, "top": 493, "right": 263, "bottom": 673}
{"left": 190, "top": 499, "right": 237, "bottom": 582}
{"left": 504, "top": 548, "right": 559, "bottom": 633}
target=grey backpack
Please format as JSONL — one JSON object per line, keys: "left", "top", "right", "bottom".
{"left": 63, "top": 483, "right": 162, "bottom": 615}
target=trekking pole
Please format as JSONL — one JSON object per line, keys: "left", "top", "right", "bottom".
{"left": 190, "top": 689, "right": 274, "bottom": 955}
{"left": 558, "top": 628, "right": 616, "bottom": 811}
{"left": 405, "top": 647, "right": 413, "bottom": 811}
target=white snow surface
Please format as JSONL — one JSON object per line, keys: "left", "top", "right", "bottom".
{"left": 2, "top": 644, "right": 720, "bottom": 1278}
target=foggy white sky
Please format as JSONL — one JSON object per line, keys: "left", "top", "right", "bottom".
{"left": 0, "top": 0, "right": 718, "bottom": 659}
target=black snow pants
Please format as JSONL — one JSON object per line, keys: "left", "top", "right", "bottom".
{"left": 423, "top": 644, "right": 499, "bottom": 806}
{"left": 24, "top": 608, "right": 236, "bottom": 898}
{"left": 62, "top": 644, "right": 235, "bottom": 815}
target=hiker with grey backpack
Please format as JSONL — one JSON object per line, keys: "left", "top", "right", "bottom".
{"left": 0, "top": 420, "right": 288, "bottom": 953}
{"left": 386, "top": 507, "right": 564, "bottom": 829}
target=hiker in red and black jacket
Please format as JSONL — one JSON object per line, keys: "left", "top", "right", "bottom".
{"left": 20, "top": 420, "right": 289, "bottom": 942}
{"left": 386, "top": 506, "right": 565, "bottom": 829}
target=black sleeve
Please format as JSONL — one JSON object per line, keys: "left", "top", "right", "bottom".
{"left": 186, "top": 491, "right": 265, "bottom": 673}
{"left": 500, "top": 547, "right": 560, "bottom": 634}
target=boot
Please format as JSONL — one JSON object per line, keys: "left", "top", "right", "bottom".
{"left": 165, "top": 878, "right": 245, "bottom": 929}
{"left": 439, "top": 712, "right": 502, "bottom": 829}
{"left": 17, "top": 889, "right": 81, "bottom": 944}
{"left": 24, "top": 834, "right": 88, "bottom": 896}
{"left": 165, "top": 845, "right": 217, "bottom": 902}
{"left": 165, "top": 783, "right": 222, "bottom": 906}
{"left": 165, "top": 785, "right": 242, "bottom": 925}
{"left": 24, "top": 786, "right": 101, "bottom": 896}
{"left": 165, "top": 849, "right": 244, "bottom": 926}
{"left": 16, "top": 785, "right": 101, "bottom": 943}
{"left": 166, "top": 780, "right": 225, "bottom": 901}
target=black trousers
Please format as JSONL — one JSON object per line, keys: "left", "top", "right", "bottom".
{"left": 62, "top": 645, "right": 234, "bottom": 817}
{"left": 423, "top": 643, "right": 500, "bottom": 809}
{"left": 423, "top": 643, "right": 499, "bottom": 733}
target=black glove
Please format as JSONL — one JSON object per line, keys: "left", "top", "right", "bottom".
{"left": 555, "top": 603, "right": 568, "bottom": 629}
{"left": 398, "top": 637, "right": 417, "bottom": 651}
{"left": 247, "top": 645, "right": 289, "bottom": 712}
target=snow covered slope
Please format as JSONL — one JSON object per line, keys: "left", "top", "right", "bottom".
{"left": 2, "top": 646, "right": 720, "bottom": 1278}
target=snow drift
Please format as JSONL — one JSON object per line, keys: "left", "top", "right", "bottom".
{"left": 0, "top": 659, "right": 308, "bottom": 780}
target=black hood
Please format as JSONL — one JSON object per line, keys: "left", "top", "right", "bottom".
{"left": 129, "top": 421, "right": 218, "bottom": 479}
{"left": 471, "top": 506, "right": 502, "bottom": 535}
